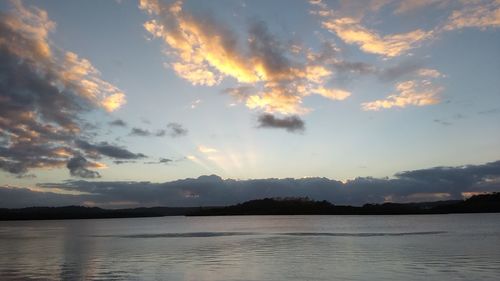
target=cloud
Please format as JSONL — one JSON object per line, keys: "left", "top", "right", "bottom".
{"left": 109, "top": 119, "right": 127, "bottom": 127}
{"left": 0, "top": 1, "right": 131, "bottom": 177}
{"left": 113, "top": 160, "right": 136, "bottom": 165}
{"left": 129, "top": 124, "right": 184, "bottom": 138}
{"left": 190, "top": 99, "right": 201, "bottom": 109}
{"left": 443, "top": 0, "right": 500, "bottom": 31}
{"left": 198, "top": 145, "right": 217, "bottom": 154}
{"left": 66, "top": 156, "right": 102, "bottom": 178}
{"left": 166, "top": 122, "right": 188, "bottom": 137}
{"left": 417, "top": 68, "right": 444, "bottom": 78}
{"left": 139, "top": 0, "right": 350, "bottom": 119}
{"left": 2, "top": 160, "right": 499, "bottom": 208}
{"left": 362, "top": 79, "right": 442, "bottom": 111}
{"left": 311, "top": 0, "right": 500, "bottom": 57}
{"left": 75, "top": 140, "right": 146, "bottom": 160}
{"left": 395, "top": 0, "right": 447, "bottom": 14}
{"left": 310, "top": 2, "right": 433, "bottom": 57}
{"left": 377, "top": 60, "right": 424, "bottom": 81}
{"left": 478, "top": 108, "right": 500, "bottom": 115}
{"left": 159, "top": 157, "right": 172, "bottom": 163}
{"left": 145, "top": 157, "right": 173, "bottom": 165}
{"left": 257, "top": 114, "right": 305, "bottom": 133}
{"left": 129, "top": 127, "right": 152, "bottom": 137}
{"left": 433, "top": 119, "right": 452, "bottom": 126}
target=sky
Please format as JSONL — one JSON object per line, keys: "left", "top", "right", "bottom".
{"left": 0, "top": 0, "right": 500, "bottom": 208}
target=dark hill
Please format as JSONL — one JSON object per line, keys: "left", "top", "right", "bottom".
{"left": 187, "top": 193, "right": 500, "bottom": 216}
{"left": 1, "top": 193, "right": 498, "bottom": 220}
{"left": 0, "top": 206, "right": 198, "bottom": 221}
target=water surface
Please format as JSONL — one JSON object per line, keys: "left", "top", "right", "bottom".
{"left": 1, "top": 214, "right": 499, "bottom": 280}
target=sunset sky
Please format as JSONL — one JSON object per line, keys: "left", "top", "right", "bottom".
{"left": 1, "top": 0, "right": 499, "bottom": 207}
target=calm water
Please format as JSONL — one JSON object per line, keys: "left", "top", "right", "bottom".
{"left": 0, "top": 214, "right": 499, "bottom": 281}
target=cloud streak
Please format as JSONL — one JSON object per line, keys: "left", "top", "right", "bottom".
{"left": 362, "top": 79, "right": 442, "bottom": 111}
{"left": 310, "top": 0, "right": 500, "bottom": 57}
{"left": 75, "top": 140, "right": 146, "bottom": 160}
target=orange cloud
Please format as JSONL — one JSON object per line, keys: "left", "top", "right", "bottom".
{"left": 443, "top": 0, "right": 500, "bottom": 31}
{"left": 0, "top": 1, "right": 128, "bottom": 177}
{"left": 198, "top": 145, "right": 217, "bottom": 154}
{"left": 417, "top": 68, "right": 444, "bottom": 78}
{"left": 0, "top": 2, "right": 126, "bottom": 113}
{"left": 362, "top": 80, "right": 442, "bottom": 111}
{"left": 311, "top": 0, "right": 500, "bottom": 58}
{"left": 140, "top": 0, "right": 350, "bottom": 116}
{"left": 319, "top": 15, "right": 432, "bottom": 57}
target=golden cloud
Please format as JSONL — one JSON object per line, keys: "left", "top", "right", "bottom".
{"left": 443, "top": 0, "right": 500, "bottom": 30}
{"left": 311, "top": 0, "right": 500, "bottom": 58}
{"left": 361, "top": 80, "right": 442, "bottom": 111}
{"left": 0, "top": 2, "right": 126, "bottom": 113}
{"left": 198, "top": 145, "right": 218, "bottom": 154}
{"left": 0, "top": 0, "right": 128, "bottom": 176}
{"left": 319, "top": 16, "right": 432, "bottom": 57}
{"left": 140, "top": 0, "right": 350, "bottom": 116}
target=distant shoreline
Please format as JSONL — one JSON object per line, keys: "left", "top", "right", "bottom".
{"left": 1, "top": 193, "right": 498, "bottom": 221}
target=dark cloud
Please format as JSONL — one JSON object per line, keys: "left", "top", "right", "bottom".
{"left": 257, "top": 114, "right": 305, "bottom": 133}
{"left": 248, "top": 21, "right": 291, "bottom": 75}
{"left": 66, "top": 156, "right": 101, "bottom": 179}
{"left": 433, "top": 119, "right": 452, "bottom": 126}
{"left": 75, "top": 140, "right": 146, "bottom": 160}
{"left": 129, "top": 127, "right": 152, "bottom": 137}
{"left": 109, "top": 119, "right": 127, "bottom": 127}
{"left": 159, "top": 158, "right": 172, "bottom": 164}
{"left": 113, "top": 160, "right": 136, "bottom": 165}
{"left": 166, "top": 123, "right": 188, "bottom": 137}
{"left": 2, "top": 160, "right": 499, "bottom": 208}
{"left": 334, "top": 60, "right": 376, "bottom": 75}
{"left": 223, "top": 86, "right": 255, "bottom": 102}
{"left": 377, "top": 60, "right": 423, "bottom": 81}
{"left": 129, "top": 125, "right": 182, "bottom": 138}
{"left": 0, "top": 187, "right": 84, "bottom": 208}
{"left": 478, "top": 108, "right": 500, "bottom": 115}
{"left": 145, "top": 158, "right": 173, "bottom": 165}
{"left": 0, "top": 2, "right": 133, "bottom": 178}
{"left": 155, "top": 130, "right": 167, "bottom": 137}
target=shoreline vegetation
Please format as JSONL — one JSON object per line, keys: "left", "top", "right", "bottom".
{"left": 0, "top": 193, "right": 499, "bottom": 221}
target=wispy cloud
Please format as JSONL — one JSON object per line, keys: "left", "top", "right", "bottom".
{"left": 129, "top": 127, "right": 166, "bottom": 137}
{"left": 166, "top": 122, "right": 188, "bottom": 137}
{"left": 190, "top": 99, "right": 201, "bottom": 109}
{"left": 310, "top": 1, "right": 433, "bottom": 57}
{"left": 443, "top": 0, "right": 500, "bottom": 31}
{"left": 198, "top": 145, "right": 217, "bottom": 154}
{"left": 75, "top": 140, "right": 146, "bottom": 160}
{"left": 310, "top": 0, "right": 500, "bottom": 58}
{"left": 394, "top": 0, "right": 448, "bottom": 15}
{"left": 127, "top": 122, "right": 187, "bottom": 138}
{"left": 362, "top": 79, "right": 442, "bottom": 111}
{"left": 145, "top": 157, "right": 173, "bottom": 165}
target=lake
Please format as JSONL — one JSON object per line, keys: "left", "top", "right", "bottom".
{"left": 1, "top": 214, "right": 499, "bottom": 280}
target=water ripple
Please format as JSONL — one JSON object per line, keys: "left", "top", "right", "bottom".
{"left": 91, "top": 231, "right": 447, "bottom": 239}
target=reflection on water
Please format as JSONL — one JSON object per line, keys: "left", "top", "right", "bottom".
{"left": 0, "top": 214, "right": 499, "bottom": 281}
